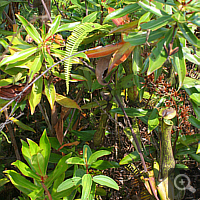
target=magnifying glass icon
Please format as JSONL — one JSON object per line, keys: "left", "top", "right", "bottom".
{"left": 174, "top": 174, "right": 196, "bottom": 193}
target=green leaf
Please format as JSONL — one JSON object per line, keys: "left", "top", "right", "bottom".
{"left": 103, "top": 3, "right": 140, "bottom": 23}
{"left": 138, "top": 12, "right": 153, "bottom": 28}
{"left": 188, "top": 115, "right": 200, "bottom": 129}
{"left": 179, "top": 23, "right": 200, "bottom": 47}
{"left": 16, "top": 15, "right": 42, "bottom": 44}
{"left": 29, "top": 77, "right": 43, "bottom": 115}
{"left": 57, "top": 22, "right": 81, "bottom": 32}
{"left": 4, "top": 170, "right": 39, "bottom": 195}
{"left": 39, "top": 130, "right": 51, "bottom": 175}
{"left": 91, "top": 160, "right": 120, "bottom": 170}
{"left": 0, "top": 77, "right": 14, "bottom": 86}
{"left": 0, "top": 38, "right": 9, "bottom": 49}
{"left": 138, "top": 1, "right": 163, "bottom": 17}
{"left": 12, "top": 160, "right": 40, "bottom": 180}
{"left": 46, "top": 15, "right": 61, "bottom": 40}
{"left": 141, "top": 15, "right": 173, "bottom": 31}
{"left": 189, "top": 153, "right": 200, "bottom": 162}
{"left": 82, "top": 11, "right": 99, "bottom": 23}
{"left": 45, "top": 154, "right": 72, "bottom": 188}
{"left": 196, "top": 141, "right": 200, "bottom": 154}
{"left": 124, "top": 28, "right": 166, "bottom": 46}
{"left": 21, "top": 140, "right": 33, "bottom": 170}
{"left": 81, "top": 174, "right": 92, "bottom": 200}
{"left": 88, "top": 150, "right": 111, "bottom": 165}
{"left": 148, "top": 109, "right": 159, "bottom": 133}
{"left": 57, "top": 177, "right": 81, "bottom": 192}
{"left": 27, "top": 139, "right": 40, "bottom": 156}
{"left": 0, "top": 178, "right": 9, "bottom": 187}
{"left": 66, "top": 157, "right": 85, "bottom": 165}
{"left": 44, "top": 79, "right": 56, "bottom": 110}
{"left": 9, "top": 117, "right": 35, "bottom": 132}
{"left": 93, "top": 175, "right": 119, "bottom": 190}
{"left": 147, "top": 28, "right": 173, "bottom": 75}
{"left": 71, "top": 130, "right": 96, "bottom": 141}
{"left": 110, "top": 108, "right": 148, "bottom": 117}
{"left": 83, "top": 145, "right": 92, "bottom": 164}
{"left": 173, "top": 38, "right": 186, "bottom": 89}
{"left": 0, "top": 47, "right": 38, "bottom": 67}
{"left": 56, "top": 93, "right": 81, "bottom": 110}
{"left": 29, "top": 54, "right": 44, "bottom": 82}
{"left": 31, "top": 153, "right": 45, "bottom": 176}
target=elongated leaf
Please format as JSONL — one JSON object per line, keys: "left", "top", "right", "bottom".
{"left": 124, "top": 28, "right": 166, "bottom": 46}
{"left": 148, "top": 109, "right": 159, "bottom": 133}
{"left": 82, "top": 11, "right": 99, "bottom": 23}
{"left": 91, "top": 160, "right": 120, "bottom": 170}
{"left": 93, "top": 175, "right": 119, "bottom": 190}
{"left": 138, "top": 1, "right": 163, "bottom": 17}
{"left": 147, "top": 28, "right": 173, "bottom": 75}
{"left": 9, "top": 117, "right": 35, "bottom": 132}
{"left": 4, "top": 170, "right": 39, "bottom": 194}
{"left": 108, "top": 42, "right": 135, "bottom": 73}
{"left": 138, "top": 12, "right": 153, "bottom": 28}
{"left": 39, "top": 130, "right": 51, "bottom": 175}
{"left": 85, "top": 42, "right": 125, "bottom": 58}
{"left": 0, "top": 47, "right": 38, "bottom": 67}
{"left": 56, "top": 93, "right": 81, "bottom": 110}
{"left": 21, "top": 140, "right": 33, "bottom": 170}
{"left": 196, "top": 141, "right": 200, "bottom": 154}
{"left": 12, "top": 160, "right": 40, "bottom": 180}
{"left": 45, "top": 153, "right": 72, "bottom": 188}
{"left": 173, "top": 38, "right": 186, "bottom": 89}
{"left": 44, "top": 79, "right": 56, "bottom": 110}
{"left": 188, "top": 115, "right": 200, "bottom": 129}
{"left": 179, "top": 23, "right": 200, "bottom": 47}
{"left": 0, "top": 77, "right": 14, "bottom": 86}
{"left": 66, "top": 157, "right": 85, "bottom": 165}
{"left": 16, "top": 15, "right": 42, "bottom": 44}
{"left": 83, "top": 145, "right": 92, "bottom": 164}
{"left": 57, "top": 22, "right": 81, "bottom": 32}
{"left": 141, "top": 15, "right": 173, "bottom": 30}
{"left": 88, "top": 150, "right": 111, "bottom": 165}
{"left": 57, "top": 177, "right": 81, "bottom": 192}
{"left": 29, "top": 77, "right": 43, "bottom": 115}
{"left": 110, "top": 107, "right": 148, "bottom": 117}
{"left": 31, "top": 153, "right": 45, "bottom": 176}
{"left": 0, "top": 38, "right": 9, "bottom": 49}
{"left": 29, "top": 54, "right": 44, "bottom": 81}
{"left": 81, "top": 174, "right": 92, "bottom": 200}
{"left": 103, "top": 3, "right": 140, "bottom": 23}
{"left": 46, "top": 15, "right": 61, "bottom": 40}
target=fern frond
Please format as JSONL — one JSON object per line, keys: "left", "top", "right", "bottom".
{"left": 64, "top": 23, "right": 101, "bottom": 93}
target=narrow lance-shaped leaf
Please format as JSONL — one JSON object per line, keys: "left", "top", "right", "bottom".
{"left": 44, "top": 79, "right": 56, "bottom": 110}
{"left": 29, "top": 77, "right": 43, "bottom": 115}
{"left": 45, "top": 15, "right": 61, "bottom": 40}
{"left": 39, "top": 130, "right": 51, "bottom": 175}
{"left": 148, "top": 109, "right": 159, "bottom": 133}
{"left": 31, "top": 153, "right": 45, "bottom": 177}
{"left": 138, "top": 1, "right": 163, "bottom": 17}
{"left": 16, "top": 15, "right": 42, "bottom": 44}
{"left": 9, "top": 117, "right": 35, "bottom": 133}
{"left": 172, "top": 38, "right": 186, "bottom": 89}
{"left": 0, "top": 47, "right": 38, "bottom": 67}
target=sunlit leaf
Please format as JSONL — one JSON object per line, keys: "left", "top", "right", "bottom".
{"left": 9, "top": 117, "right": 35, "bottom": 133}
{"left": 56, "top": 93, "right": 81, "bottom": 110}
{"left": 93, "top": 175, "right": 119, "bottom": 190}
{"left": 16, "top": 15, "right": 42, "bottom": 44}
{"left": 57, "top": 177, "right": 81, "bottom": 192}
{"left": 148, "top": 109, "right": 159, "bottom": 133}
{"left": 81, "top": 174, "right": 92, "bottom": 200}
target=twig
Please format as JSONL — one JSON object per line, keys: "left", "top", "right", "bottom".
{"left": 3, "top": 108, "right": 21, "bottom": 160}
{"left": 53, "top": 0, "right": 65, "bottom": 18}
{"left": 64, "top": 108, "right": 76, "bottom": 137}
{"left": 41, "top": 0, "right": 52, "bottom": 23}
{"left": 3, "top": 10, "right": 14, "bottom": 25}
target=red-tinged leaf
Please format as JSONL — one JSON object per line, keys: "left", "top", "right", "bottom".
{"left": 108, "top": 42, "right": 135, "bottom": 73}
{"left": 110, "top": 21, "right": 138, "bottom": 34}
{"left": 107, "top": 7, "right": 125, "bottom": 27}
{"left": 85, "top": 42, "right": 125, "bottom": 58}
